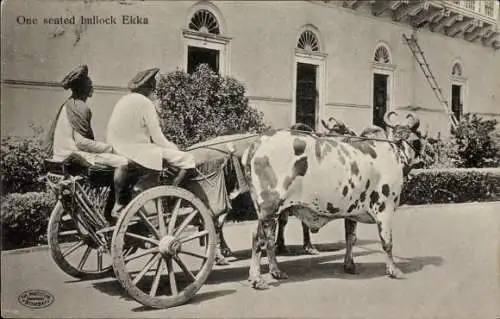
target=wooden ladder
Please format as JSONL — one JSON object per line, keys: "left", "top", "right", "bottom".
{"left": 403, "top": 32, "right": 459, "bottom": 129}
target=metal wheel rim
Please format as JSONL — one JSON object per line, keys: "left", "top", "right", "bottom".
{"left": 48, "top": 201, "right": 113, "bottom": 279}
{"left": 111, "top": 186, "right": 217, "bottom": 309}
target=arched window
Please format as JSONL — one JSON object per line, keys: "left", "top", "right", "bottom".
{"left": 373, "top": 45, "right": 391, "bottom": 64}
{"left": 188, "top": 9, "right": 220, "bottom": 35}
{"left": 297, "top": 30, "right": 320, "bottom": 52}
{"left": 451, "top": 61, "right": 465, "bottom": 121}
{"left": 452, "top": 62, "right": 463, "bottom": 76}
{"left": 184, "top": 5, "right": 229, "bottom": 75}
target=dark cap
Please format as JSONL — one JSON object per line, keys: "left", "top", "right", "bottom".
{"left": 128, "top": 68, "right": 160, "bottom": 90}
{"left": 61, "top": 65, "right": 89, "bottom": 90}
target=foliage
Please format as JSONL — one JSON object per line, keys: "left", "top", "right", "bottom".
{"left": 420, "top": 114, "right": 500, "bottom": 169}
{"left": 422, "top": 136, "right": 461, "bottom": 169}
{"left": 401, "top": 168, "right": 500, "bottom": 205}
{"left": 155, "top": 64, "right": 270, "bottom": 149}
{"left": 1, "top": 192, "right": 56, "bottom": 250}
{"left": 1, "top": 130, "right": 48, "bottom": 195}
{"left": 451, "top": 113, "right": 500, "bottom": 168}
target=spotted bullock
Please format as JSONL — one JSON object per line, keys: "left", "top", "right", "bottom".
{"left": 242, "top": 112, "right": 425, "bottom": 289}
{"left": 277, "top": 119, "right": 358, "bottom": 256}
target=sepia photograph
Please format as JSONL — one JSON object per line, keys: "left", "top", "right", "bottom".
{"left": 1, "top": 0, "right": 499, "bottom": 318}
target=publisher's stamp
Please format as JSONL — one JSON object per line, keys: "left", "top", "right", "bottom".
{"left": 18, "top": 289, "right": 54, "bottom": 309}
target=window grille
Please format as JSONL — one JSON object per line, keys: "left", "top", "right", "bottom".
{"left": 452, "top": 63, "right": 463, "bottom": 76}
{"left": 464, "top": 0, "right": 475, "bottom": 10}
{"left": 189, "top": 9, "right": 220, "bottom": 35}
{"left": 297, "top": 30, "right": 320, "bottom": 52}
{"left": 374, "top": 46, "right": 391, "bottom": 64}
{"left": 485, "top": 0, "right": 494, "bottom": 16}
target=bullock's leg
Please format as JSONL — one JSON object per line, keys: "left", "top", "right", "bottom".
{"left": 377, "top": 212, "right": 404, "bottom": 279}
{"left": 218, "top": 212, "right": 233, "bottom": 258}
{"left": 214, "top": 214, "right": 230, "bottom": 266}
{"left": 343, "top": 219, "right": 358, "bottom": 274}
{"left": 266, "top": 218, "right": 288, "bottom": 281}
{"left": 248, "top": 221, "right": 269, "bottom": 289}
{"left": 276, "top": 212, "right": 291, "bottom": 255}
{"left": 219, "top": 230, "right": 233, "bottom": 258}
{"left": 302, "top": 223, "right": 319, "bottom": 255}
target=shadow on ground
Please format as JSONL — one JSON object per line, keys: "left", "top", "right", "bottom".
{"left": 207, "top": 249, "right": 444, "bottom": 285}
{"left": 129, "top": 289, "right": 237, "bottom": 313}
{"left": 88, "top": 239, "right": 444, "bottom": 308}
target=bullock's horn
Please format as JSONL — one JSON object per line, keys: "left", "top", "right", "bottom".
{"left": 321, "top": 119, "right": 333, "bottom": 131}
{"left": 406, "top": 113, "right": 420, "bottom": 131}
{"left": 383, "top": 111, "right": 397, "bottom": 129}
{"left": 328, "top": 117, "right": 341, "bottom": 126}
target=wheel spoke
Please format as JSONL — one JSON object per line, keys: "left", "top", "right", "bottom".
{"left": 173, "top": 255, "right": 196, "bottom": 282}
{"left": 124, "top": 247, "right": 159, "bottom": 263}
{"left": 149, "top": 258, "right": 166, "bottom": 297}
{"left": 78, "top": 246, "right": 92, "bottom": 270}
{"left": 132, "top": 253, "right": 161, "bottom": 285}
{"left": 173, "top": 210, "right": 199, "bottom": 237}
{"left": 179, "top": 230, "right": 209, "bottom": 243}
{"left": 157, "top": 199, "right": 167, "bottom": 237}
{"left": 97, "top": 251, "right": 103, "bottom": 271}
{"left": 137, "top": 209, "right": 160, "bottom": 239}
{"left": 62, "top": 240, "right": 85, "bottom": 257}
{"left": 166, "top": 258, "right": 178, "bottom": 295}
{"left": 179, "top": 249, "right": 208, "bottom": 261}
{"left": 167, "top": 198, "right": 182, "bottom": 235}
{"left": 125, "top": 232, "right": 159, "bottom": 246}
{"left": 59, "top": 230, "right": 78, "bottom": 236}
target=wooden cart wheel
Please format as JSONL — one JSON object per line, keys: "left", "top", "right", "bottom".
{"left": 47, "top": 201, "right": 113, "bottom": 279}
{"left": 111, "top": 186, "right": 217, "bottom": 309}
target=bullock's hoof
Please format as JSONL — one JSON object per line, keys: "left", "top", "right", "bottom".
{"left": 344, "top": 263, "right": 357, "bottom": 274}
{"left": 270, "top": 270, "right": 289, "bottom": 280}
{"left": 386, "top": 266, "right": 405, "bottom": 279}
{"left": 250, "top": 278, "right": 270, "bottom": 290}
{"left": 215, "top": 256, "right": 230, "bottom": 266}
{"left": 276, "top": 245, "right": 291, "bottom": 256}
{"left": 221, "top": 247, "right": 233, "bottom": 258}
{"left": 304, "top": 245, "right": 319, "bottom": 255}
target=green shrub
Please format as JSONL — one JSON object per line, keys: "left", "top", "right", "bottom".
{"left": 1, "top": 133, "right": 48, "bottom": 195}
{"left": 155, "top": 64, "right": 270, "bottom": 149}
{"left": 423, "top": 136, "right": 461, "bottom": 169}
{"left": 401, "top": 168, "right": 500, "bottom": 205}
{"left": 1, "top": 192, "right": 57, "bottom": 250}
{"left": 451, "top": 113, "right": 500, "bottom": 168}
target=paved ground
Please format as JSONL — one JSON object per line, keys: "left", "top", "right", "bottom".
{"left": 2, "top": 202, "right": 499, "bottom": 319}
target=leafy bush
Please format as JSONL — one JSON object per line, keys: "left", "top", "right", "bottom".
{"left": 422, "top": 136, "right": 461, "bottom": 169}
{"left": 421, "top": 114, "right": 500, "bottom": 169}
{"left": 155, "top": 64, "right": 270, "bottom": 149}
{"left": 1, "top": 192, "right": 56, "bottom": 250}
{"left": 1, "top": 132, "right": 48, "bottom": 195}
{"left": 451, "top": 113, "right": 500, "bottom": 168}
{"left": 401, "top": 168, "right": 500, "bottom": 205}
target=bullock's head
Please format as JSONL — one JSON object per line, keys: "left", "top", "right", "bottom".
{"left": 384, "top": 111, "right": 426, "bottom": 170}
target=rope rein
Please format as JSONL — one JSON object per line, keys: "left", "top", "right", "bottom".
{"left": 183, "top": 129, "right": 400, "bottom": 154}
{"left": 184, "top": 129, "right": 419, "bottom": 167}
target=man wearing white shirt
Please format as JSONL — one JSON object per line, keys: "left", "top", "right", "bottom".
{"left": 107, "top": 68, "right": 196, "bottom": 215}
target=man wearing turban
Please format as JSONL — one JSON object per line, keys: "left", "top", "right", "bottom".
{"left": 45, "top": 65, "right": 129, "bottom": 216}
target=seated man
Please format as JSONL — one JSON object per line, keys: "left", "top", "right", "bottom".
{"left": 107, "top": 68, "right": 196, "bottom": 216}
{"left": 45, "top": 65, "right": 129, "bottom": 215}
